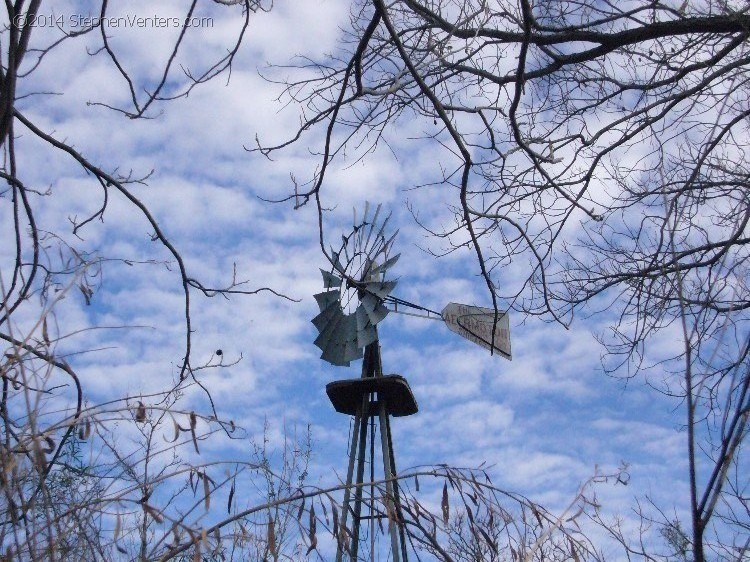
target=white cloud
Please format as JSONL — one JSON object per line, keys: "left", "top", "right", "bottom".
{"left": 0, "top": 3, "right": 710, "bottom": 559}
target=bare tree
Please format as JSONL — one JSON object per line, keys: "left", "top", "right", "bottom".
{"left": 257, "top": 1, "right": 749, "bottom": 560}
{"left": 0, "top": 1, "right": 313, "bottom": 560}
{"left": 0, "top": 3, "right": 601, "bottom": 561}
{"left": 159, "top": 461, "right": 614, "bottom": 561}
{"left": 393, "top": 465, "right": 614, "bottom": 562}
{"left": 0, "top": 347, "right": 322, "bottom": 561}
{"left": 1, "top": 0, "right": 287, "bottom": 388}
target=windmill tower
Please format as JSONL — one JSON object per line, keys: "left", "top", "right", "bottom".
{"left": 312, "top": 204, "right": 415, "bottom": 562}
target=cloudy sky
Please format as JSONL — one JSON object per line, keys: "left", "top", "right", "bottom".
{"left": 3, "top": 0, "right": 697, "bottom": 557}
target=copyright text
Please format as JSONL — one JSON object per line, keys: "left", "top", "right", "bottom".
{"left": 13, "top": 13, "right": 215, "bottom": 29}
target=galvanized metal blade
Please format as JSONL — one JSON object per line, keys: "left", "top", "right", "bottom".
{"left": 355, "top": 306, "right": 378, "bottom": 348}
{"left": 313, "top": 289, "right": 340, "bottom": 314}
{"left": 342, "top": 316, "right": 364, "bottom": 363}
{"left": 331, "top": 248, "right": 345, "bottom": 275}
{"left": 363, "top": 202, "right": 381, "bottom": 251}
{"left": 312, "top": 302, "right": 341, "bottom": 332}
{"left": 361, "top": 292, "right": 389, "bottom": 325}
{"left": 364, "top": 280, "right": 398, "bottom": 299}
{"left": 358, "top": 201, "right": 370, "bottom": 249}
{"left": 368, "top": 254, "right": 400, "bottom": 278}
{"left": 320, "top": 269, "right": 342, "bottom": 289}
{"left": 382, "top": 229, "right": 399, "bottom": 256}
{"left": 321, "top": 343, "right": 350, "bottom": 367}
{"left": 373, "top": 212, "right": 391, "bottom": 252}
{"left": 313, "top": 314, "right": 343, "bottom": 351}
{"left": 313, "top": 307, "right": 345, "bottom": 349}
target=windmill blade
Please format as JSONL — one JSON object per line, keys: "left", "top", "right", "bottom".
{"left": 314, "top": 306, "right": 347, "bottom": 348}
{"left": 355, "top": 306, "right": 378, "bottom": 348}
{"left": 314, "top": 289, "right": 340, "bottom": 313}
{"left": 368, "top": 254, "right": 400, "bottom": 279}
{"left": 312, "top": 301, "right": 342, "bottom": 330}
{"left": 382, "top": 229, "right": 399, "bottom": 257}
{"left": 372, "top": 212, "right": 391, "bottom": 253}
{"left": 367, "top": 302, "right": 389, "bottom": 326}
{"left": 331, "top": 248, "right": 345, "bottom": 275}
{"left": 322, "top": 314, "right": 359, "bottom": 366}
{"left": 363, "top": 202, "right": 381, "bottom": 252}
{"left": 364, "top": 280, "right": 398, "bottom": 299}
{"left": 361, "top": 292, "right": 389, "bottom": 325}
{"left": 321, "top": 343, "right": 350, "bottom": 367}
{"left": 355, "top": 302, "right": 370, "bottom": 331}
{"left": 343, "top": 340, "right": 363, "bottom": 363}
{"left": 321, "top": 270, "right": 342, "bottom": 289}
{"left": 361, "top": 256, "right": 374, "bottom": 282}
{"left": 342, "top": 234, "right": 351, "bottom": 265}
{"left": 316, "top": 304, "right": 345, "bottom": 337}
{"left": 357, "top": 323, "right": 378, "bottom": 348}
{"left": 358, "top": 201, "right": 370, "bottom": 249}
{"left": 342, "top": 315, "right": 364, "bottom": 363}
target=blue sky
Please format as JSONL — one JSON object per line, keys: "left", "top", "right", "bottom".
{"left": 1, "top": 1, "right": 702, "bottom": 558}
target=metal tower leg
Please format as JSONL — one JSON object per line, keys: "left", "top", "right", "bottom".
{"left": 384, "top": 409, "right": 410, "bottom": 562}
{"left": 378, "top": 399, "right": 402, "bottom": 562}
{"left": 350, "top": 400, "right": 369, "bottom": 562}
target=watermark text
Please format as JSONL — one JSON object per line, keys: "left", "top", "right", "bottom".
{"left": 13, "top": 12, "right": 215, "bottom": 30}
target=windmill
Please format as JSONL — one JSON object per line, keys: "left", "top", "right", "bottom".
{"left": 313, "top": 203, "right": 412, "bottom": 562}
{"left": 312, "top": 203, "right": 512, "bottom": 561}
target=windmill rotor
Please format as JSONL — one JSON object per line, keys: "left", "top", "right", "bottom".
{"left": 312, "top": 203, "right": 399, "bottom": 366}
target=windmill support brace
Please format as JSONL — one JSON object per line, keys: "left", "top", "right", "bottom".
{"left": 334, "top": 392, "right": 406, "bottom": 562}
